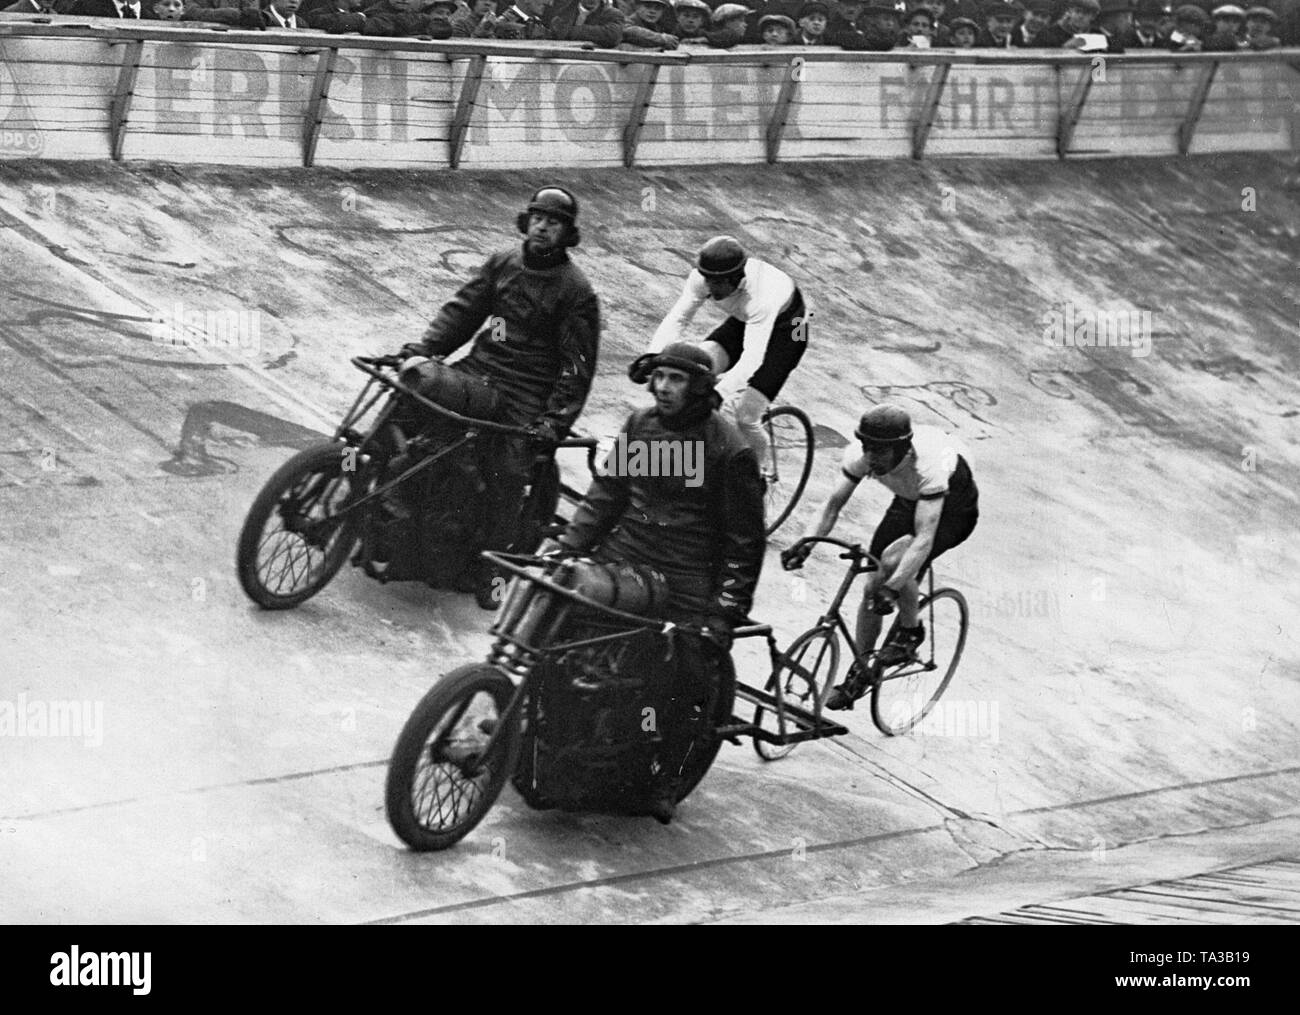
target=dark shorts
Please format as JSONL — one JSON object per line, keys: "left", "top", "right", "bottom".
{"left": 705, "top": 287, "right": 808, "bottom": 401}
{"left": 868, "top": 456, "right": 979, "bottom": 576}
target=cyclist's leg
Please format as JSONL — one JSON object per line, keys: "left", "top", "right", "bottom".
{"left": 722, "top": 386, "right": 771, "bottom": 462}
{"left": 854, "top": 499, "right": 914, "bottom": 656}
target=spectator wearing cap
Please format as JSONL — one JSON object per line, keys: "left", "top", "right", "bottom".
{"left": 1122, "top": 0, "right": 1167, "bottom": 45}
{"left": 796, "top": 0, "right": 832, "bottom": 40}
{"left": 977, "top": 0, "right": 1023, "bottom": 45}
{"left": 1012, "top": 0, "right": 1054, "bottom": 43}
{"left": 707, "top": 3, "right": 753, "bottom": 46}
{"left": 673, "top": 0, "right": 711, "bottom": 40}
{"left": 620, "top": 0, "right": 682, "bottom": 45}
{"left": 948, "top": 13, "right": 977, "bottom": 42}
{"left": 421, "top": 0, "right": 459, "bottom": 35}
{"left": 1038, "top": 0, "right": 1098, "bottom": 44}
{"left": 1204, "top": 3, "right": 1246, "bottom": 47}
{"left": 901, "top": 4, "right": 935, "bottom": 43}
{"left": 1242, "top": 4, "right": 1280, "bottom": 46}
{"left": 743, "top": 0, "right": 801, "bottom": 41}
{"left": 1166, "top": 2, "right": 1207, "bottom": 46}
{"left": 759, "top": 11, "right": 799, "bottom": 39}
{"left": 549, "top": 0, "right": 626, "bottom": 45}
{"left": 303, "top": 0, "right": 368, "bottom": 31}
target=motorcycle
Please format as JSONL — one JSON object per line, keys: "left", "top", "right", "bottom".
{"left": 235, "top": 355, "right": 596, "bottom": 610}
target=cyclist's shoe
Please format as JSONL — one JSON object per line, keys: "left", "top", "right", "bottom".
{"left": 477, "top": 718, "right": 498, "bottom": 737}
{"left": 876, "top": 623, "right": 925, "bottom": 668}
{"left": 825, "top": 661, "right": 873, "bottom": 712}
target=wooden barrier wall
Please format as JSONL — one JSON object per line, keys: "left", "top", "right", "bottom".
{"left": 1, "top": 20, "right": 1296, "bottom": 168}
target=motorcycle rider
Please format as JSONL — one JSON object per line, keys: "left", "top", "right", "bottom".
{"left": 398, "top": 186, "right": 601, "bottom": 605}
{"left": 544, "top": 342, "right": 766, "bottom": 821}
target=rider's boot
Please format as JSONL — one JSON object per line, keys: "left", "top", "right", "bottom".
{"left": 825, "top": 660, "right": 874, "bottom": 712}
{"left": 876, "top": 622, "right": 925, "bottom": 668}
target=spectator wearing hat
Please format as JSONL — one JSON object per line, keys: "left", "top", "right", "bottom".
{"left": 421, "top": 0, "right": 459, "bottom": 35}
{"left": 303, "top": 0, "right": 368, "bottom": 31}
{"left": 758, "top": 11, "right": 799, "bottom": 39}
{"left": 796, "top": 0, "right": 832, "bottom": 40}
{"left": 977, "top": 0, "right": 1023, "bottom": 45}
{"left": 1012, "top": 0, "right": 1054, "bottom": 43}
{"left": 707, "top": 3, "right": 753, "bottom": 45}
{"left": 1204, "top": 3, "right": 1246, "bottom": 46}
{"left": 620, "top": 0, "right": 680, "bottom": 44}
{"left": 549, "top": 0, "right": 626, "bottom": 45}
{"left": 948, "top": 13, "right": 978, "bottom": 42}
{"left": 1038, "top": 0, "right": 1099, "bottom": 44}
{"left": 743, "top": 0, "right": 801, "bottom": 41}
{"left": 1166, "top": 3, "right": 1207, "bottom": 46}
{"left": 1122, "top": 0, "right": 1167, "bottom": 45}
{"left": 1242, "top": 4, "right": 1280, "bottom": 46}
{"left": 672, "top": 0, "right": 711, "bottom": 40}
{"left": 901, "top": 4, "right": 935, "bottom": 43}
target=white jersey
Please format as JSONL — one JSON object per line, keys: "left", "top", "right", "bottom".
{"left": 840, "top": 426, "right": 965, "bottom": 503}
{"left": 649, "top": 258, "right": 796, "bottom": 397}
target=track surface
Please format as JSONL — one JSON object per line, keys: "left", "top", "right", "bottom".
{"left": 0, "top": 156, "right": 1297, "bottom": 923}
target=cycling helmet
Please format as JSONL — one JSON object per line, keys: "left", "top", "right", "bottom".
{"left": 517, "top": 186, "right": 582, "bottom": 246}
{"left": 696, "top": 235, "right": 748, "bottom": 278}
{"left": 855, "top": 404, "right": 913, "bottom": 444}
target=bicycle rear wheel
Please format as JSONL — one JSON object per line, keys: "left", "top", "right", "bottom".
{"left": 870, "top": 588, "right": 968, "bottom": 736}
{"left": 761, "top": 405, "right": 814, "bottom": 537}
{"left": 753, "top": 626, "right": 839, "bottom": 761}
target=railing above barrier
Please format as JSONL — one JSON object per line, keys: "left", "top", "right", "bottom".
{"left": 1, "top": 20, "right": 1296, "bottom": 169}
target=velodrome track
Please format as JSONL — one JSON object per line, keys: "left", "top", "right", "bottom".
{"left": 1, "top": 155, "right": 1298, "bottom": 923}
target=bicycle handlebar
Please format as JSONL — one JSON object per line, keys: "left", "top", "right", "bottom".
{"left": 351, "top": 356, "right": 598, "bottom": 450}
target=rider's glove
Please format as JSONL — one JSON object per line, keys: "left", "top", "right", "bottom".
{"left": 780, "top": 543, "right": 811, "bottom": 571}
{"left": 700, "top": 614, "right": 734, "bottom": 653}
{"left": 524, "top": 420, "right": 562, "bottom": 453}
{"left": 627, "top": 352, "right": 657, "bottom": 385}
{"left": 399, "top": 342, "right": 428, "bottom": 360}
{"left": 870, "top": 586, "right": 899, "bottom": 616}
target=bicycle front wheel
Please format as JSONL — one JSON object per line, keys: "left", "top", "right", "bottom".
{"left": 762, "top": 405, "right": 814, "bottom": 537}
{"left": 753, "top": 626, "right": 839, "bottom": 761}
{"left": 870, "top": 588, "right": 969, "bottom": 736}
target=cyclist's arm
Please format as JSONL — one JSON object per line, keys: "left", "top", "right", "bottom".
{"left": 418, "top": 253, "right": 499, "bottom": 356}
{"left": 535, "top": 288, "right": 601, "bottom": 438}
{"left": 885, "top": 495, "right": 943, "bottom": 590}
{"left": 804, "top": 474, "right": 858, "bottom": 541}
{"left": 557, "top": 427, "right": 632, "bottom": 552}
{"left": 647, "top": 273, "right": 708, "bottom": 353}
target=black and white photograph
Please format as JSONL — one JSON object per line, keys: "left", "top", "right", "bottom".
{"left": 0, "top": 0, "right": 1297, "bottom": 972}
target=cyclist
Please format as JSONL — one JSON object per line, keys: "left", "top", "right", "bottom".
{"left": 398, "top": 185, "right": 601, "bottom": 605}
{"left": 781, "top": 404, "right": 979, "bottom": 710}
{"left": 631, "top": 236, "right": 808, "bottom": 475}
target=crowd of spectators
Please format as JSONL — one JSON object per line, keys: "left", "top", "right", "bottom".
{"left": 3, "top": 0, "right": 1296, "bottom": 50}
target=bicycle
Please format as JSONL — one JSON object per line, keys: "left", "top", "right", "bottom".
{"left": 751, "top": 535, "right": 969, "bottom": 759}
{"left": 758, "top": 404, "right": 814, "bottom": 537}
